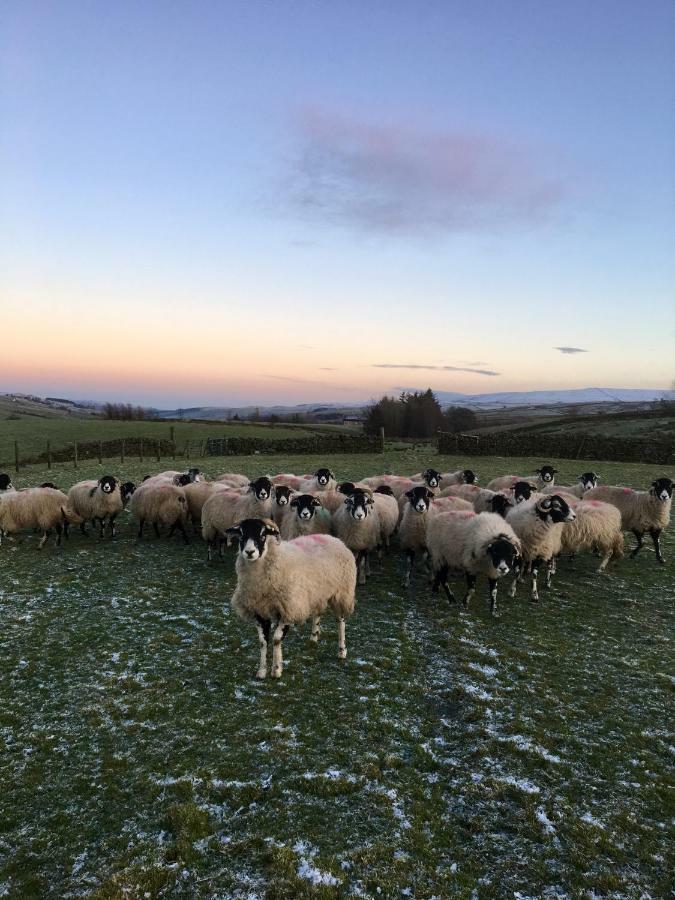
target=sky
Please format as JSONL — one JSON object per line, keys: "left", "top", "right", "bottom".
{"left": 1, "top": 0, "right": 674, "bottom": 407}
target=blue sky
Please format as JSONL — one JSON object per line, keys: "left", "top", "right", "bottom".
{"left": 1, "top": 0, "right": 674, "bottom": 406}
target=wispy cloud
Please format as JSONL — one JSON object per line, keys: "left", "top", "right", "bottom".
{"left": 298, "top": 344, "right": 316, "bottom": 350}
{"left": 372, "top": 363, "right": 500, "bottom": 376}
{"left": 554, "top": 346, "right": 587, "bottom": 354}
{"left": 459, "top": 360, "right": 490, "bottom": 366}
{"left": 288, "top": 109, "right": 565, "bottom": 236}
{"left": 319, "top": 367, "right": 337, "bottom": 371}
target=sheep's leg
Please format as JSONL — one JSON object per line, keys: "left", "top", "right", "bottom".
{"left": 531, "top": 558, "right": 541, "bottom": 602}
{"left": 54, "top": 523, "right": 63, "bottom": 547}
{"left": 255, "top": 616, "right": 270, "bottom": 679}
{"left": 138, "top": 519, "right": 145, "bottom": 539}
{"left": 650, "top": 528, "right": 664, "bottom": 564}
{"left": 403, "top": 550, "right": 414, "bottom": 586}
{"left": 365, "top": 552, "right": 371, "bottom": 577}
{"left": 271, "top": 620, "right": 287, "bottom": 678}
{"left": 488, "top": 578, "right": 499, "bottom": 617}
{"left": 178, "top": 521, "right": 189, "bottom": 544}
{"left": 153, "top": 522, "right": 161, "bottom": 539}
{"left": 422, "top": 550, "right": 430, "bottom": 575}
{"left": 545, "top": 559, "right": 554, "bottom": 588}
{"left": 357, "top": 551, "right": 366, "bottom": 586}
{"left": 463, "top": 573, "right": 476, "bottom": 608}
{"left": 98, "top": 517, "right": 106, "bottom": 540}
{"left": 80, "top": 522, "right": 88, "bottom": 536}
{"left": 38, "top": 530, "right": 49, "bottom": 550}
{"left": 338, "top": 617, "right": 346, "bottom": 659}
{"left": 630, "top": 530, "right": 644, "bottom": 558}
{"left": 433, "top": 565, "right": 455, "bottom": 603}
{"left": 108, "top": 515, "right": 117, "bottom": 538}
{"left": 509, "top": 564, "right": 519, "bottom": 598}
{"left": 550, "top": 555, "right": 558, "bottom": 576}
{"left": 597, "top": 547, "right": 611, "bottom": 572}
{"left": 310, "top": 616, "right": 321, "bottom": 643}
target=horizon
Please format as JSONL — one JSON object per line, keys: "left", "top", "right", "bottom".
{"left": 2, "top": 1, "right": 674, "bottom": 406}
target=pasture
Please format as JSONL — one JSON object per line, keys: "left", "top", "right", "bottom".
{"left": 0, "top": 451, "right": 673, "bottom": 898}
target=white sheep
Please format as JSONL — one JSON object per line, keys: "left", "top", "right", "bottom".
{"left": 0, "top": 487, "right": 76, "bottom": 548}
{"left": 486, "top": 465, "right": 558, "bottom": 492}
{"left": 271, "top": 484, "right": 296, "bottom": 526}
{"left": 506, "top": 494, "right": 576, "bottom": 600}
{"left": 362, "top": 474, "right": 417, "bottom": 499}
{"left": 227, "top": 518, "right": 357, "bottom": 679}
{"left": 556, "top": 495, "right": 624, "bottom": 572}
{"left": 397, "top": 485, "right": 436, "bottom": 586}
{"left": 584, "top": 478, "right": 673, "bottom": 564}
{"left": 409, "top": 468, "right": 444, "bottom": 488}
{"left": 331, "top": 488, "right": 380, "bottom": 585}
{"left": 280, "top": 494, "right": 332, "bottom": 541}
{"left": 216, "top": 472, "right": 251, "bottom": 488}
{"left": 201, "top": 477, "right": 275, "bottom": 559}
{"left": 67, "top": 475, "right": 134, "bottom": 538}
{"left": 298, "top": 468, "right": 337, "bottom": 493}
{"left": 542, "top": 472, "right": 599, "bottom": 498}
{"left": 154, "top": 468, "right": 203, "bottom": 483}
{"left": 183, "top": 480, "right": 230, "bottom": 529}
{"left": 271, "top": 473, "right": 306, "bottom": 491}
{"left": 372, "top": 486, "right": 400, "bottom": 551}
{"left": 426, "top": 510, "right": 521, "bottom": 615}
{"left": 436, "top": 468, "right": 478, "bottom": 486}
{"left": 130, "top": 482, "right": 190, "bottom": 542}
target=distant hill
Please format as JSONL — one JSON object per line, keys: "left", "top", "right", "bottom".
{"left": 0, "top": 393, "right": 99, "bottom": 420}
{"left": 424, "top": 388, "right": 670, "bottom": 409}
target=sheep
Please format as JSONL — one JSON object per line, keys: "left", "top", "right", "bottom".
{"left": 542, "top": 472, "right": 599, "bottom": 498}
{"left": 506, "top": 494, "right": 576, "bottom": 600}
{"left": 361, "top": 474, "right": 417, "bottom": 499}
{"left": 201, "top": 476, "right": 275, "bottom": 559}
{"left": 437, "top": 468, "right": 478, "bottom": 486}
{"left": 409, "top": 468, "right": 443, "bottom": 489}
{"left": 0, "top": 474, "right": 15, "bottom": 494}
{"left": 372, "top": 486, "right": 400, "bottom": 550}
{"left": 331, "top": 488, "right": 380, "bottom": 585}
{"left": 227, "top": 518, "right": 357, "bottom": 679}
{"left": 438, "top": 483, "right": 483, "bottom": 501}
{"left": 271, "top": 484, "right": 295, "bottom": 525}
{"left": 427, "top": 495, "right": 475, "bottom": 516}
{"left": 397, "top": 485, "right": 435, "bottom": 586}
{"left": 0, "top": 487, "right": 76, "bottom": 548}
{"left": 67, "top": 475, "right": 133, "bottom": 538}
{"left": 557, "top": 497, "right": 624, "bottom": 572}
{"left": 183, "top": 480, "right": 231, "bottom": 530}
{"left": 441, "top": 484, "right": 514, "bottom": 516}
{"left": 280, "top": 494, "right": 332, "bottom": 541}
{"left": 130, "top": 482, "right": 190, "bottom": 543}
{"left": 154, "top": 468, "right": 203, "bottom": 483}
{"left": 142, "top": 473, "right": 192, "bottom": 487}
{"left": 486, "top": 465, "right": 558, "bottom": 492}
{"left": 584, "top": 478, "right": 673, "bottom": 564}
{"left": 508, "top": 481, "right": 541, "bottom": 505}
{"left": 298, "top": 468, "right": 337, "bottom": 493}
{"left": 426, "top": 510, "right": 521, "bottom": 615}
{"left": 318, "top": 481, "right": 373, "bottom": 515}
{"left": 216, "top": 472, "right": 250, "bottom": 488}
{"left": 272, "top": 473, "right": 306, "bottom": 491}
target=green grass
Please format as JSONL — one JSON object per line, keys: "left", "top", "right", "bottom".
{"left": 1, "top": 449, "right": 673, "bottom": 897}
{"left": 0, "top": 419, "right": 321, "bottom": 467}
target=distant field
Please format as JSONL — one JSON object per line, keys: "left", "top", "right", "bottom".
{"left": 0, "top": 418, "right": 322, "bottom": 466}
{"left": 0, "top": 449, "right": 672, "bottom": 896}
{"left": 518, "top": 415, "right": 675, "bottom": 439}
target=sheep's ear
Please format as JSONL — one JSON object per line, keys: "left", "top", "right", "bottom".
{"left": 226, "top": 525, "right": 242, "bottom": 539}
{"left": 312, "top": 497, "right": 322, "bottom": 507}
{"left": 264, "top": 523, "right": 281, "bottom": 540}
{"left": 290, "top": 497, "right": 300, "bottom": 507}
{"left": 405, "top": 489, "right": 415, "bottom": 499}
{"left": 540, "top": 498, "right": 552, "bottom": 509}
{"left": 246, "top": 482, "right": 255, "bottom": 493}
{"left": 328, "top": 470, "right": 335, "bottom": 479}
{"left": 535, "top": 468, "right": 542, "bottom": 475}
{"left": 552, "top": 468, "right": 559, "bottom": 474}
{"left": 428, "top": 490, "right": 436, "bottom": 499}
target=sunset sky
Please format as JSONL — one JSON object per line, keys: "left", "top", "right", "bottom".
{"left": 2, "top": 1, "right": 674, "bottom": 407}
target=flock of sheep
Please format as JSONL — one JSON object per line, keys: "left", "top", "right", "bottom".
{"left": 0, "top": 464, "right": 672, "bottom": 679}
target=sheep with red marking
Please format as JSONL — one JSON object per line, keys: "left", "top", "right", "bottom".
{"left": 298, "top": 468, "right": 337, "bottom": 493}
{"left": 201, "top": 476, "right": 274, "bottom": 559}
{"left": 487, "top": 465, "right": 558, "bottom": 492}
{"left": 555, "top": 494, "right": 624, "bottom": 572}
{"left": 280, "top": 494, "right": 332, "bottom": 541}
{"left": 542, "top": 472, "right": 599, "bottom": 498}
{"left": 331, "top": 488, "right": 380, "bottom": 585}
{"left": 227, "top": 519, "right": 357, "bottom": 679}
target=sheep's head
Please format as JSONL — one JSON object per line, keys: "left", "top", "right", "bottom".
{"left": 462, "top": 469, "right": 477, "bottom": 484}
{"left": 345, "top": 489, "right": 374, "bottom": 520}
{"left": 485, "top": 536, "right": 520, "bottom": 578}
{"left": 314, "top": 468, "right": 335, "bottom": 486}
{"left": 273, "top": 485, "right": 293, "bottom": 506}
{"left": 579, "top": 472, "right": 599, "bottom": 491}
{"left": 536, "top": 465, "right": 558, "bottom": 483}
{"left": 248, "top": 476, "right": 273, "bottom": 500}
{"left": 291, "top": 494, "right": 322, "bottom": 520}
{"left": 489, "top": 493, "right": 513, "bottom": 518}
{"left": 405, "top": 485, "right": 434, "bottom": 513}
{"left": 187, "top": 468, "right": 202, "bottom": 482}
{"left": 121, "top": 482, "right": 136, "bottom": 504}
{"left": 538, "top": 495, "right": 575, "bottom": 523}
{"left": 337, "top": 481, "right": 357, "bottom": 496}
{"left": 0, "top": 474, "right": 12, "bottom": 491}
{"left": 227, "top": 518, "right": 280, "bottom": 561}
{"left": 98, "top": 475, "right": 118, "bottom": 494}
{"left": 422, "top": 468, "right": 442, "bottom": 488}
{"left": 374, "top": 485, "right": 394, "bottom": 497}
{"left": 173, "top": 474, "right": 191, "bottom": 487}
{"left": 513, "top": 481, "right": 537, "bottom": 504}
{"left": 651, "top": 477, "right": 673, "bottom": 502}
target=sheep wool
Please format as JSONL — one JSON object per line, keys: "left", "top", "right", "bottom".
{"left": 558, "top": 497, "right": 624, "bottom": 571}
{"left": 67, "top": 476, "right": 125, "bottom": 538}
{"left": 0, "top": 487, "right": 75, "bottom": 548}
{"left": 585, "top": 479, "right": 672, "bottom": 564}
{"left": 331, "top": 490, "right": 380, "bottom": 584}
{"left": 506, "top": 495, "right": 575, "bottom": 600}
{"left": 130, "top": 482, "right": 189, "bottom": 543}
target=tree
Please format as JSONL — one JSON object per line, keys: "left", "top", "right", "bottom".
{"left": 364, "top": 389, "right": 445, "bottom": 438}
{"left": 442, "top": 406, "right": 478, "bottom": 433}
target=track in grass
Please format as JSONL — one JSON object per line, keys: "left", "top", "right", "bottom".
{"left": 1, "top": 452, "right": 673, "bottom": 897}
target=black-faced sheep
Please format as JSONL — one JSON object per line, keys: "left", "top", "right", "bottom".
{"left": 331, "top": 488, "right": 379, "bottom": 585}
{"left": 487, "top": 465, "right": 558, "bottom": 492}
{"left": 280, "top": 494, "right": 332, "bottom": 541}
{"left": 506, "top": 494, "right": 575, "bottom": 600}
{"left": 130, "top": 482, "right": 190, "bottom": 542}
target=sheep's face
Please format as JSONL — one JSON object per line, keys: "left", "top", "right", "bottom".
{"left": 485, "top": 538, "right": 519, "bottom": 578}
{"left": 187, "top": 468, "right": 202, "bottom": 482}
{"left": 513, "top": 481, "right": 537, "bottom": 504}
{"left": 228, "top": 519, "right": 279, "bottom": 561}
{"left": 422, "top": 469, "right": 442, "bottom": 488}
{"left": 539, "top": 495, "right": 575, "bottom": 523}
{"left": 174, "top": 474, "right": 191, "bottom": 487}
{"left": 536, "top": 465, "right": 558, "bottom": 484}
{"left": 405, "top": 485, "right": 434, "bottom": 513}
{"left": 249, "top": 477, "right": 273, "bottom": 500}
{"left": 99, "top": 475, "right": 118, "bottom": 494}
{"left": 345, "top": 490, "right": 374, "bottom": 520}
{"left": 273, "top": 485, "right": 293, "bottom": 507}
{"left": 579, "top": 472, "right": 599, "bottom": 492}
{"left": 121, "top": 482, "right": 136, "bottom": 505}
{"left": 337, "top": 482, "right": 357, "bottom": 496}
{"left": 291, "top": 494, "right": 322, "bottom": 520}
{"left": 374, "top": 485, "right": 394, "bottom": 497}
{"left": 0, "top": 474, "right": 13, "bottom": 491}
{"left": 652, "top": 478, "right": 673, "bottom": 502}
{"left": 462, "top": 469, "right": 477, "bottom": 484}
{"left": 490, "top": 494, "right": 513, "bottom": 518}
{"left": 314, "top": 468, "right": 335, "bottom": 487}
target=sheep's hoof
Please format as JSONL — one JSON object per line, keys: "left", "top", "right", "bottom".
{"left": 310, "top": 634, "right": 319, "bottom": 643}
{"left": 272, "top": 667, "right": 282, "bottom": 678}
{"left": 657, "top": 557, "right": 665, "bottom": 565}
{"left": 338, "top": 647, "right": 347, "bottom": 659}
{"left": 255, "top": 669, "right": 267, "bottom": 679}
{"left": 530, "top": 593, "right": 539, "bottom": 603}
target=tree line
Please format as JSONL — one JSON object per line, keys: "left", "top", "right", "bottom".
{"left": 101, "top": 403, "right": 159, "bottom": 420}
{"left": 363, "top": 390, "right": 478, "bottom": 439}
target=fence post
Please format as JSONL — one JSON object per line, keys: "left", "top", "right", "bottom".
{"left": 98, "top": 441, "right": 103, "bottom": 464}
{"left": 121, "top": 439, "right": 125, "bottom": 465}
{"left": 47, "top": 440, "right": 52, "bottom": 470}
{"left": 73, "top": 442, "right": 78, "bottom": 469}
{"left": 156, "top": 439, "right": 161, "bottom": 462}
{"left": 200, "top": 439, "right": 206, "bottom": 458}
{"left": 225, "top": 437, "right": 229, "bottom": 456}
{"left": 379, "top": 427, "right": 385, "bottom": 453}
{"left": 14, "top": 440, "right": 19, "bottom": 473}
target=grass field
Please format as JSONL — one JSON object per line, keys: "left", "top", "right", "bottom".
{"left": 1, "top": 450, "right": 673, "bottom": 898}
{"left": 0, "top": 419, "right": 321, "bottom": 468}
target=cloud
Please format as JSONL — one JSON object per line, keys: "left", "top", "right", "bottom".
{"left": 372, "top": 363, "right": 500, "bottom": 376}
{"left": 553, "top": 346, "right": 588, "bottom": 354}
{"left": 459, "top": 360, "right": 490, "bottom": 366}
{"left": 288, "top": 109, "right": 565, "bottom": 236}
{"left": 319, "top": 367, "right": 337, "bottom": 371}
{"left": 298, "top": 344, "right": 316, "bottom": 350}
